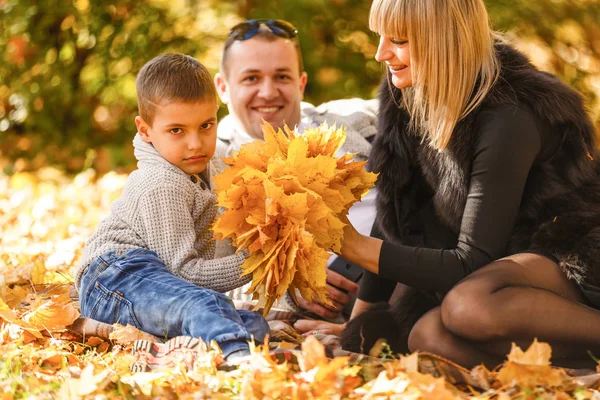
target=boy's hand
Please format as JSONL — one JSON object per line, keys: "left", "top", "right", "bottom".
{"left": 296, "top": 269, "right": 359, "bottom": 320}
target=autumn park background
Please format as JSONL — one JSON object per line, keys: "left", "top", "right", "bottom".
{"left": 2, "top": 0, "right": 600, "bottom": 174}
{"left": 2, "top": 0, "right": 600, "bottom": 398}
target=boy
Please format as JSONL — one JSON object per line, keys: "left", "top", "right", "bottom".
{"left": 74, "top": 53, "right": 269, "bottom": 361}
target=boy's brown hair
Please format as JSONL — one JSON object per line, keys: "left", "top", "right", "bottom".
{"left": 136, "top": 53, "right": 216, "bottom": 125}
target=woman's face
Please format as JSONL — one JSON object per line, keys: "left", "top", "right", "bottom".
{"left": 375, "top": 35, "right": 412, "bottom": 89}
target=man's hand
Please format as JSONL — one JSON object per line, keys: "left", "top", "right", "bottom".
{"left": 296, "top": 269, "right": 359, "bottom": 320}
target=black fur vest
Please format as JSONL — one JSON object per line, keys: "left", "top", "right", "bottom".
{"left": 368, "top": 44, "right": 600, "bottom": 287}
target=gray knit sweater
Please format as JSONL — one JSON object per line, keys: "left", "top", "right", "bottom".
{"left": 74, "top": 134, "right": 250, "bottom": 293}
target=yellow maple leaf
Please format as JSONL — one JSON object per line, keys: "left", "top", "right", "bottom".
{"left": 3, "top": 284, "right": 30, "bottom": 309}
{"left": 213, "top": 121, "right": 377, "bottom": 314}
{"left": 506, "top": 338, "right": 552, "bottom": 366}
{"left": 59, "top": 364, "right": 113, "bottom": 397}
{"left": 303, "top": 122, "right": 346, "bottom": 157}
{"left": 22, "top": 292, "right": 80, "bottom": 332}
{"left": 299, "top": 335, "right": 327, "bottom": 372}
{"left": 109, "top": 323, "right": 159, "bottom": 345}
{"left": 37, "top": 348, "right": 80, "bottom": 373}
{"left": 495, "top": 339, "right": 569, "bottom": 389}
{"left": 298, "top": 336, "right": 362, "bottom": 397}
{"left": 0, "top": 297, "right": 18, "bottom": 324}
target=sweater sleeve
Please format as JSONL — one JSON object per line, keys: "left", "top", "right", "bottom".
{"left": 377, "top": 105, "right": 541, "bottom": 293}
{"left": 136, "top": 184, "right": 251, "bottom": 293}
{"left": 310, "top": 98, "right": 378, "bottom": 160}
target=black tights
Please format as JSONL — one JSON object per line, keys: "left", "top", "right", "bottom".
{"left": 408, "top": 253, "right": 600, "bottom": 369}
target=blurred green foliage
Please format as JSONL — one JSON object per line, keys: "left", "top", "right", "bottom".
{"left": 0, "top": 0, "right": 237, "bottom": 172}
{"left": 1, "top": 0, "right": 599, "bottom": 173}
{"left": 240, "top": 0, "right": 600, "bottom": 112}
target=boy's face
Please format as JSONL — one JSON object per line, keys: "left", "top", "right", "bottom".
{"left": 135, "top": 100, "right": 218, "bottom": 176}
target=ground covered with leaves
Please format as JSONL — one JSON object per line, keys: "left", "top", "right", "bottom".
{"left": 1, "top": 168, "right": 599, "bottom": 399}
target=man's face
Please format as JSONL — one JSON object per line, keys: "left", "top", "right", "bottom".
{"left": 215, "top": 37, "right": 308, "bottom": 139}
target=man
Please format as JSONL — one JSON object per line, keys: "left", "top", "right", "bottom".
{"left": 214, "top": 19, "right": 378, "bottom": 325}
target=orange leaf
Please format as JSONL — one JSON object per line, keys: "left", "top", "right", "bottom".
{"left": 0, "top": 298, "right": 18, "bottom": 324}
{"left": 496, "top": 339, "right": 569, "bottom": 389}
{"left": 22, "top": 293, "right": 79, "bottom": 332}
{"left": 213, "top": 122, "right": 377, "bottom": 314}
{"left": 299, "top": 335, "right": 327, "bottom": 372}
{"left": 507, "top": 338, "right": 552, "bottom": 366}
{"left": 109, "top": 323, "right": 158, "bottom": 345}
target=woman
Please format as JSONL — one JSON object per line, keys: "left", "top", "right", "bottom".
{"left": 333, "top": 0, "right": 600, "bottom": 369}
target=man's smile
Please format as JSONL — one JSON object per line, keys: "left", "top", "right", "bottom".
{"left": 252, "top": 106, "right": 284, "bottom": 114}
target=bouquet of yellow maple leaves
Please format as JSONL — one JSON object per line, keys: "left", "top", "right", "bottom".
{"left": 213, "top": 122, "right": 377, "bottom": 315}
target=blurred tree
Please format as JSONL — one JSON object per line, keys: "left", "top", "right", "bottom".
{"left": 0, "top": 0, "right": 237, "bottom": 173}
{"left": 234, "top": 0, "right": 600, "bottom": 125}
{"left": 487, "top": 0, "right": 600, "bottom": 123}
{"left": 0, "top": 0, "right": 598, "bottom": 173}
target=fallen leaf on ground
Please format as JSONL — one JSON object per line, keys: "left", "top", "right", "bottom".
{"left": 109, "top": 323, "right": 161, "bottom": 344}
{"left": 495, "top": 339, "right": 570, "bottom": 389}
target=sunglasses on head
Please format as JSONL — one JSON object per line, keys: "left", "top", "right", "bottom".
{"left": 228, "top": 19, "right": 299, "bottom": 41}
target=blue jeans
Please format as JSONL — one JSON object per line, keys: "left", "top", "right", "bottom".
{"left": 78, "top": 249, "right": 269, "bottom": 358}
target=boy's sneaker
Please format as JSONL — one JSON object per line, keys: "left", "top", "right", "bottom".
{"left": 225, "top": 348, "right": 252, "bottom": 362}
{"left": 218, "top": 349, "right": 254, "bottom": 371}
{"left": 130, "top": 336, "right": 210, "bottom": 372}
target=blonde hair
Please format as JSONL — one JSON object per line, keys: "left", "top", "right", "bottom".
{"left": 369, "top": 0, "right": 501, "bottom": 150}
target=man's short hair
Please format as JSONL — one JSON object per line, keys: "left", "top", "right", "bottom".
{"left": 220, "top": 28, "right": 304, "bottom": 77}
{"left": 136, "top": 53, "right": 216, "bottom": 125}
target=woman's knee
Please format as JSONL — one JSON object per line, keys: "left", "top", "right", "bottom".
{"left": 442, "top": 254, "right": 580, "bottom": 341}
{"left": 441, "top": 279, "right": 506, "bottom": 341}
{"left": 408, "top": 308, "right": 445, "bottom": 353}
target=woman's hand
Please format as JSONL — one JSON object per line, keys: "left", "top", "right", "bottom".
{"left": 339, "top": 215, "right": 383, "bottom": 275}
{"left": 293, "top": 319, "right": 345, "bottom": 337}
{"left": 339, "top": 214, "right": 362, "bottom": 259}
